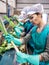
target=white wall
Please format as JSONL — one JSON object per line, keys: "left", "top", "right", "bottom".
{"left": 8, "top": 0, "right": 16, "bottom": 8}
{"left": 0, "top": 1, "right": 6, "bottom": 13}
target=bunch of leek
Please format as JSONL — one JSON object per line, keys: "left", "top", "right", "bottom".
{"left": 3, "top": 15, "right": 16, "bottom": 28}
{"left": 0, "top": 19, "right": 8, "bottom": 35}
{"left": 12, "top": 16, "right": 24, "bottom": 26}
{"left": 10, "top": 16, "right": 19, "bottom": 24}
{"left": 4, "top": 15, "right": 24, "bottom": 28}
{"left": 0, "top": 19, "right": 19, "bottom": 52}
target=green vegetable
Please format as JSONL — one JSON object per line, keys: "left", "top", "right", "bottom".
{"left": 1, "top": 40, "right": 7, "bottom": 47}
{"left": 12, "top": 15, "right": 20, "bottom": 23}
{"left": 0, "top": 47, "right": 5, "bottom": 53}
{"left": 0, "top": 19, "right": 19, "bottom": 52}
{"left": 10, "top": 16, "right": 19, "bottom": 24}
{"left": 0, "top": 19, "right": 8, "bottom": 35}
{"left": 3, "top": 15, "right": 16, "bottom": 28}
{"left": 4, "top": 15, "right": 23, "bottom": 28}
{"left": 12, "top": 16, "right": 24, "bottom": 26}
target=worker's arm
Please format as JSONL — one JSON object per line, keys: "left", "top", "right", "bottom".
{"left": 3, "top": 28, "right": 32, "bottom": 46}
{"left": 40, "top": 34, "right": 49, "bottom": 61}
{"left": 21, "top": 28, "right": 33, "bottom": 44}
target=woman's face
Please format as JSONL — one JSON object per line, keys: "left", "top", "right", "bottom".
{"left": 29, "top": 14, "right": 42, "bottom": 25}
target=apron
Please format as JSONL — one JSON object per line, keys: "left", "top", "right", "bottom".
{"left": 28, "top": 24, "right": 49, "bottom": 65}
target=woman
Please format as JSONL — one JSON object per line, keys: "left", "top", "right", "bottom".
{"left": 14, "top": 6, "right": 34, "bottom": 38}
{"left": 3, "top": 4, "right": 49, "bottom": 65}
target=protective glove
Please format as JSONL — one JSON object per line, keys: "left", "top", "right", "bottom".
{"left": 3, "top": 34, "right": 22, "bottom": 46}
{"left": 17, "top": 27, "right": 24, "bottom": 32}
{"left": 14, "top": 27, "right": 22, "bottom": 38}
{"left": 16, "top": 51, "right": 39, "bottom": 65}
{"left": 27, "top": 54, "right": 39, "bottom": 65}
{"left": 18, "top": 22, "right": 24, "bottom": 26}
{"left": 16, "top": 51, "right": 27, "bottom": 63}
{"left": 14, "top": 26, "right": 24, "bottom": 32}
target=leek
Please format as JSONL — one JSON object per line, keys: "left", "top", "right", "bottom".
{"left": 3, "top": 15, "right": 16, "bottom": 28}
{"left": 0, "top": 19, "right": 19, "bottom": 52}
{"left": 12, "top": 16, "right": 24, "bottom": 26}
{"left": 4, "top": 15, "right": 24, "bottom": 28}
{"left": 0, "top": 19, "right": 8, "bottom": 35}
{"left": 12, "top": 15, "right": 20, "bottom": 23}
